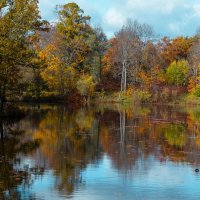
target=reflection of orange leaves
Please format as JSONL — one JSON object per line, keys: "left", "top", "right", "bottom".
{"left": 75, "top": 110, "right": 94, "bottom": 131}
{"left": 186, "top": 116, "right": 194, "bottom": 130}
{"left": 196, "top": 138, "right": 200, "bottom": 148}
{"left": 100, "top": 126, "right": 111, "bottom": 152}
{"left": 34, "top": 129, "right": 58, "bottom": 146}
{"left": 126, "top": 110, "right": 133, "bottom": 118}
{"left": 32, "top": 108, "right": 97, "bottom": 166}
{"left": 137, "top": 126, "right": 146, "bottom": 135}
{"left": 168, "top": 153, "right": 186, "bottom": 163}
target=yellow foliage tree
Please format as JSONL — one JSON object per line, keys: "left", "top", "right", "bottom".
{"left": 40, "top": 44, "right": 77, "bottom": 96}
{"left": 76, "top": 74, "right": 95, "bottom": 99}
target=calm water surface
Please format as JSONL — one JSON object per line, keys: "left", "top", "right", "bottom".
{"left": 1, "top": 104, "right": 200, "bottom": 200}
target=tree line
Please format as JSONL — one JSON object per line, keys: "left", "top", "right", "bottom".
{"left": 1, "top": 0, "right": 200, "bottom": 113}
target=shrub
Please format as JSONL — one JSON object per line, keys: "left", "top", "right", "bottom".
{"left": 126, "top": 87, "right": 134, "bottom": 96}
{"left": 166, "top": 60, "right": 189, "bottom": 86}
{"left": 192, "top": 86, "right": 200, "bottom": 97}
{"left": 133, "top": 90, "right": 151, "bottom": 103}
{"left": 76, "top": 74, "right": 95, "bottom": 98}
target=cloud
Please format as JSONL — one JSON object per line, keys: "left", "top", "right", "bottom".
{"left": 127, "top": 0, "right": 175, "bottom": 14}
{"left": 39, "top": 0, "right": 200, "bottom": 38}
{"left": 104, "top": 8, "right": 125, "bottom": 28}
{"left": 193, "top": 4, "right": 200, "bottom": 17}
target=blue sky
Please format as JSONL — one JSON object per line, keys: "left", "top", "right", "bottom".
{"left": 39, "top": 0, "right": 200, "bottom": 38}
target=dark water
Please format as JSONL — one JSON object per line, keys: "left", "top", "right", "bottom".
{"left": 1, "top": 104, "right": 200, "bottom": 200}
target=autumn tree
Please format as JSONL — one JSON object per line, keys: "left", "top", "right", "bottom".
{"left": 160, "top": 37, "right": 193, "bottom": 66}
{"left": 76, "top": 74, "right": 95, "bottom": 100}
{"left": 166, "top": 60, "right": 189, "bottom": 86}
{"left": 187, "top": 34, "right": 200, "bottom": 92}
{"left": 56, "top": 3, "right": 92, "bottom": 70}
{"left": 103, "top": 20, "right": 154, "bottom": 95}
{"left": 40, "top": 44, "right": 78, "bottom": 95}
{"left": 139, "top": 41, "right": 166, "bottom": 89}
{"left": 41, "top": 3, "right": 94, "bottom": 96}
{"left": 142, "top": 42, "right": 159, "bottom": 71}
{"left": 103, "top": 38, "right": 118, "bottom": 77}
{"left": 0, "top": 0, "right": 45, "bottom": 112}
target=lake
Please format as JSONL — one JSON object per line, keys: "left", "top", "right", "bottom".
{"left": 1, "top": 104, "right": 200, "bottom": 200}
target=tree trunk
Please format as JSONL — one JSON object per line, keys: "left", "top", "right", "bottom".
{"left": 121, "top": 65, "right": 125, "bottom": 93}
{"left": 124, "top": 67, "right": 127, "bottom": 92}
{"left": 119, "top": 61, "right": 127, "bottom": 101}
{"left": 0, "top": 120, "right": 6, "bottom": 167}
{"left": 0, "top": 98, "right": 3, "bottom": 114}
{"left": 119, "top": 64, "right": 124, "bottom": 101}
{"left": 0, "top": 121, "right": 3, "bottom": 140}
{"left": 0, "top": 86, "right": 5, "bottom": 114}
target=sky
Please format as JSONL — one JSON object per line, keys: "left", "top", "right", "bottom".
{"left": 39, "top": 0, "right": 200, "bottom": 38}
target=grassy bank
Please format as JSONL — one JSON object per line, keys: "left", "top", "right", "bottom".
{"left": 94, "top": 90, "right": 200, "bottom": 106}
{"left": 180, "top": 94, "right": 200, "bottom": 106}
{"left": 94, "top": 90, "right": 151, "bottom": 104}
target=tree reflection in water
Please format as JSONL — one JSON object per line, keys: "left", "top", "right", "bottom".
{"left": 0, "top": 116, "right": 42, "bottom": 200}
{"left": 32, "top": 107, "right": 102, "bottom": 196}
{"left": 2, "top": 104, "right": 200, "bottom": 198}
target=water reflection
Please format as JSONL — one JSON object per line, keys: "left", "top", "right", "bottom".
{"left": 32, "top": 107, "right": 101, "bottom": 196}
{"left": 1, "top": 104, "right": 200, "bottom": 199}
{"left": 0, "top": 117, "right": 42, "bottom": 199}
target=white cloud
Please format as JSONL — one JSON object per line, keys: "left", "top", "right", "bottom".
{"left": 104, "top": 8, "right": 125, "bottom": 28}
{"left": 193, "top": 4, "right": 200, "bottom": 17}
{"left": 39, "top": 0, "right": 200, "bottom": 38}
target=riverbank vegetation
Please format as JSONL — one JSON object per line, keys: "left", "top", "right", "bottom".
{"left": 1, "top": 1, "right": 200, "bottom": 115}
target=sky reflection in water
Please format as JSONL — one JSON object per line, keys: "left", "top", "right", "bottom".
{"left": 1, "top": 104, "right": 200, "bottom": 200}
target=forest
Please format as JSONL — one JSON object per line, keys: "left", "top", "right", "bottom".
{"left": 1, "top": 0, "right": 200, "bottom": 114}
{"left": 2, "top": 1, "right": 200, "bottom": 199}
